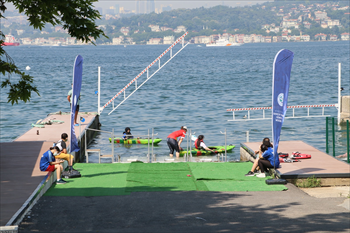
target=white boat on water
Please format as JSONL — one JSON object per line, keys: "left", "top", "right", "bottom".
{"left": 206, "top": 38, "right": 242, "bottom": 47}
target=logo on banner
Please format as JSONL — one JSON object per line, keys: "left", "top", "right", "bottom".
{"left": 277, "top": 93, "right": 284, "bottom": 107}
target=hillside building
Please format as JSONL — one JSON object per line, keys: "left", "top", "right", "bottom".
{"left": 163, "top": 36, "right": 175, "bottom": 44}
{"left": 341, "top": 32, "right": 350, "bottom": 40}
{"left": 147, "top": 38, "right": 163, "bottom": 44}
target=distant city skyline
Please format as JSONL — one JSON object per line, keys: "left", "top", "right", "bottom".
{"left": 94, "top": 1, "right": 272, "bottom": 14}
{"left": 5, "top": 1, "right": 272, "bottom": 14}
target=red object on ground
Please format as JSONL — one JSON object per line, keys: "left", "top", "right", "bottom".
{"left": 292, "top": 152, "right": 311, "bottom": 159}
{"left": 187, "top": 174, "right": 191, "bottom": 177}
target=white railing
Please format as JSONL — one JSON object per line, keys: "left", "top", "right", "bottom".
{"left": 227, "top": 104, "right": 336, "bottom": 121}
{"left": 99, "top": 32, "right": 189, "bottom": 115}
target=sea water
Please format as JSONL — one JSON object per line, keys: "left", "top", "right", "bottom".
{"left": 1, "top": 41, "right": 349, "bottom": 162}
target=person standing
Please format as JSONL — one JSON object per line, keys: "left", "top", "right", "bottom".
{"left": 67, "top": 84, "right": 80, "bottom": 126}
{"left": 167, "top": 126, "right": 187, "bottom": 158}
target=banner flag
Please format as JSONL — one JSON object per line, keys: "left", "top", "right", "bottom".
{"left": 272, "top": 49, "right": 294, "bottom": 168}
{"left": 70, "top": 55, "right": 83, "bottom": 153}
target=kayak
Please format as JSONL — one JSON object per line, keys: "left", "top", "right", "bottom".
{"left": 109, "top": 138, "right": 162, "bottom": 145}
{"left": 179, "top": 145, "right": 235, "bottom": 157}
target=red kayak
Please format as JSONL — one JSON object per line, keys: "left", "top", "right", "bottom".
{"left": 291, "top": 152, "right": 311, "bottom": 159}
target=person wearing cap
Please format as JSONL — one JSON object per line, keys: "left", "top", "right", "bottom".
{"left": 167, "top": 126, "right": 187, "bottom": 158}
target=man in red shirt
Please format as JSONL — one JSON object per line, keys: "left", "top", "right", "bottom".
{"left": 167, "top": 126, "right": 187, "bottom": 158}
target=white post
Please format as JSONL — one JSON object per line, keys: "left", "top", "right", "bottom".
{"left": 111, "top": 128, "right": 114, "bottom": 162}
{"left": 98, "top": 66, "right": 101, "bottom": 115}
{"left": 246, "top": 131, "right": 249, "bottom": 142}
{"left": 338, "top": 63, "right": 341, "bottom": 125}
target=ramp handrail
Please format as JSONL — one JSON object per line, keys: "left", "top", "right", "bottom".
{"left": 101, "top": 32, "right": 189, "bottom": 115}
{"left": 226, "top": 104, "right": 336, "bottom": 112}
{"left": 227, "top": 104, "right": 336, "bottom": 121}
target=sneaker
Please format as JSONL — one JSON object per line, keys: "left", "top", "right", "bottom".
{"left": 254, "top": 170, "right": 261, "bottom": 175}
{"left": 56, "top": 179, "right": 67, "bottom": 184}
{"left": 257, "top": 173, "right": 266, "bottom": 178}
{"left": 245, "top": 171, "right": 255, "bottom": 176}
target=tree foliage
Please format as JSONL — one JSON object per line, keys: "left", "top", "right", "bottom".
{"left": 0, "top": 0, "right": 106, "bottom": 104}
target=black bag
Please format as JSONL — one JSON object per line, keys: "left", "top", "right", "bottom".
{"left": 62, "top": 170, "right": 81, "bottom": 179}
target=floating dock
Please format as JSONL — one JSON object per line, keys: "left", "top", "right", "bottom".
{"left": 0, "top": 112, "right": 99, "bottom": 227}
{"left": 241, "top": 140, "right": 350, "bottom": 185}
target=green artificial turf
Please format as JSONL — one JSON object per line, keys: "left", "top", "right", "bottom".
{"left": 126, "top": 162, "right": 197, "bottom": 192}
{"left": 44, "top": 163, "right": 131, "bottom": 196}
{"left": 44, "top": 162, "right": 287, "bottom": 196}
{"left": 188, "top": 162, "right": 287, "bottom": 191}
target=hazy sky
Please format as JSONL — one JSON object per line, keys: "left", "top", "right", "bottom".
{"left": 5, "top": 1, "right": 272, "bottom": 12}
{"left": 94, "top": 0, "right": 272, "bottom": 12}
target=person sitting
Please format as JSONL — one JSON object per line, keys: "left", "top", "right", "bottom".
{"left": 245, "top": 138, "right": 273, "bottom": 176}
{"left": 245, "top": 139, "right": 276, "bottom": 177}
{"left": 255, "top": 142, "right": 279, "bottom": 178}
{"left": 54, "top": 133, "right": 76, "bottom": 172}
{"left": 254, "top": 137, "right": 273, "bottom": 155}
{"left": 123, "top": 127, "right": 134, "bottom": 139}
{"left": 195, "top": 135, "right": 214, "bottom": 152}
{"left": 40, "top": 146, "right": 66, "bottom": 184}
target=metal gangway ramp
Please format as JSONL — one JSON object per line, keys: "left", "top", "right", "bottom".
{"left": 98, "top": 32, "right": 189, "bottom": 115}
{"left": 226, "top": 63, "right": 344, "bottom": 124}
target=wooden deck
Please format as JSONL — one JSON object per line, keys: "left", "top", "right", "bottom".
{"left": 0, "top": 112, "right": 98, "bottom": 226}
{"left": 241, "top": 141, "right": 350, "bottom": 179}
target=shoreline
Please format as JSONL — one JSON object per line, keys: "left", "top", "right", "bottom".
{"left": 7, "top": 39, "right": 350, "bottom": 47}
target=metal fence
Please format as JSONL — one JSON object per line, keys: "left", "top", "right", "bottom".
{"left": 84, "top": 128, "right": 230, "bottom": 163}
{"left": 326, "top": 117, "right": 349, "bottom": 163}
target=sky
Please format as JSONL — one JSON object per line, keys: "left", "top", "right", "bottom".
{"left": 5, "top": 0, "right": 272, "bottom": 13}
{"left": 94, "top": 1, "right": 272, "bottom": 12}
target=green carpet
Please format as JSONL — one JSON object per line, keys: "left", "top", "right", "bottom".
{"left": 189, "top": 162, "right": 286, "bottom": 191}
{"left": 126, "top": 162, "right": 197, "bottom": 192}
{"left": 44, "top": 163, "right": 131, "bottom": 196}
{"left": 44, "top": 162, "right": 286, "bottom": 196}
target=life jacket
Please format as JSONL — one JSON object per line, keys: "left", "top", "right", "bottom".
{"left": 194, "top": 139, "right": 204, "bottom": 149}
{"left": 123, "top": 131, "right": 133, "bottom": 139}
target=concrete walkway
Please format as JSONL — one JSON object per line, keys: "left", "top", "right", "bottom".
{"left": 0, "top": 112, "right": 98, "bottom": 226}
{"left": 19, "top": 184, "right": 350, "bottom": 233}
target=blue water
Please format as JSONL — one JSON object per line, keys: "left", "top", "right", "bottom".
{"left": 1, "top": 41, "right": 349, "bottom": 162}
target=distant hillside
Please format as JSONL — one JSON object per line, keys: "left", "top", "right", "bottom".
{"left": 110, "top": 5, "right": 281, "bottom": 34}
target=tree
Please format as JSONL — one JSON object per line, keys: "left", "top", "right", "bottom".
{"left": 0, "top": 0, "right": 106, "bottom": 104}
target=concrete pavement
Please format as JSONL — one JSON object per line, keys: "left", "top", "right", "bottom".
{"left": 19, "top": 184, "right": 350, "bottom": 233}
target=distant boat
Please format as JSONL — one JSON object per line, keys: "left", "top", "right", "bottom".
{"left": 2, "top": 35, "right": 20, "bottom": 46}
{"left": 52, "top": 42, "right": 62, "bottom": 46}
{"left": 197, "top": 45, "right": 202, "bottom": 47}
{"left": 124, "top": 44, "right": 127, "bottom": 48}
{"left": 206, "top": 38, "right": 241, "bottom": 47}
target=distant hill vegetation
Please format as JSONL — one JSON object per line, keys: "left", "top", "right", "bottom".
{"left": 110, "top": 5, "right": 281, "bottom": 35}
